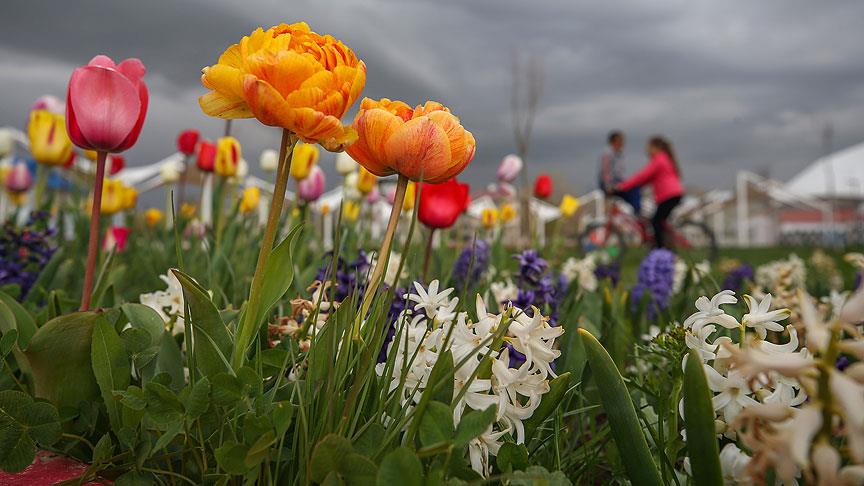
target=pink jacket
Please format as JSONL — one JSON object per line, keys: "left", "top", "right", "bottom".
{"left": 618, "top": 152, "right": 683, "bottom": 203}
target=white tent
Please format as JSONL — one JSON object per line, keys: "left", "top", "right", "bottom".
{"left": 785, "top": 141, "right": 864, "bottom": 200}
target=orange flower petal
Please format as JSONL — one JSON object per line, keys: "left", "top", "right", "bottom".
{"left": 385, "top": 116, "right": 451, "bottom": 182}
{"left": 347, "top": 107, "right": 404, "bottom": 176}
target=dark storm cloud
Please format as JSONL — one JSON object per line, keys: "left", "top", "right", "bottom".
{"left": 3, "top": 0, "right": 864, "bottom": 197}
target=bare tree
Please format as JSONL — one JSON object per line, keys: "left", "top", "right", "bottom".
{"left": 511, "top": 49, "right": 544, "bottom": 244}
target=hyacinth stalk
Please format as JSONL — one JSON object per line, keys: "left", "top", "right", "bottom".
{"left": 232, "top": 129, "right": 298, "bottom": 370}
{"left": 80, "top": 150, "right": 107, "bottom": 311}
{"left": 353, "top": 174, "right": 409, "bottom": 339}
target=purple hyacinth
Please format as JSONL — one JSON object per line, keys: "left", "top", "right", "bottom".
{"left": 514, "top": 250, "right": 548, "bottom": 287}
{"left": 594, "top": 261, "right": 621, "bottom": 287}
{"left": 451, "top": 239, "right": 490, "bottom": 290}
{"left": 377, "top": 286, "right": 412, "bottom": 363}
{"left": 0, "top": 212, "right": 56, "bottom": 299}
{"left": 630, "top": 249, "right": 676, "bottom": 320}
{"left": 721, "top": 263, "right": 754, "bottom": 292}
{"left": 315, "top": 250, "right": 369, "bottom": 302}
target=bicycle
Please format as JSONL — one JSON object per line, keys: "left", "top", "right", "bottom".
{"left": 578, "top": 197, "right": 718, "bottom": 262}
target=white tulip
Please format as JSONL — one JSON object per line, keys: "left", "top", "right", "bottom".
{"left": 259, "top": 149, "right": 278, "bottom": 172}
{"left": 335, "top": 152, "right": 358, "bottom": 175}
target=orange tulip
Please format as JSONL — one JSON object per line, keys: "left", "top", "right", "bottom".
{"left": 199, "top": 22, "right": 366, "bottom": 152}
{"left": 346, "top": 98, "right": 476, "bottom": 184}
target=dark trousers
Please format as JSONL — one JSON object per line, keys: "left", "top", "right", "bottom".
{"left": 652, "top": 196, "right": 682, "bottom": 248}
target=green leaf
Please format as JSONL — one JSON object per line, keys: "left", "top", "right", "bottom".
{"left": 310, "top": 434, "right": 355, "bottom": 483}
{"left": 91, "top": 315, "right": 131, "bottom": 431}
{"left": 510, "top": 465, "right": 572, "bottom": 485}
{"left": 215, "top": 440, "right": 250, "bottom": 475}
{"left": 245, "top": 430, "right": 277, "bottom": 468}
{"left": 418, "top": 401, "right": 453, "bottom": 448}
{"left": 454, "top": 405, "right": 496, "bottom": 447}
{"left": 172, "top": 269, "right": 233, "bottom": 377}
{"left": 579, "top": 329, "right": 662, "bottom": 486}
{"left": 377, "top": 447, "right": 423, "bottom": 486}
{"left": 153, "top": 332, "right": 183, "bottom": 389}
{"left": 496, "top": 442, "right": 529, "bottom": 473}
{"left": 210, "top": 373, "right": 243, "bottom": 406}
{"left": 120, "top": 328, "right": 152, "bottom": 354}
{"left": 0, "top": 292, "right": 37, "bottom": 348}
{"left": 120, "top": 303, "right": 165, "bottom": 345}
{"left": 272, "top": 401, "right": 294, "bottom": 436}
{"left": 92, "top": 433, "right": 114, "bottom": 464}
{"left": 0, "top": 329, "right": 17, "bottom": 358}
{"left": 524, "top": 372, "right": 571, "bottom": 438}
{"left": 153, "top": 420, "right": 183, "bottom": 451}
{"left": 428, "top": 350, "right": 454, "bottom": 405}
{"left": 683, "top": 349, "right": 723, "bottom": 486}
{"left": 185, "top": 377, "right": 210, "bottom": 420}
{"left": 24, "top": 312, "right": 100, "bottom": 409}
{"left": 0, "top": 390, "right": 61, "bottom": 472}
{"left": 255, "top": 225, "right": 302, "bottom": 327}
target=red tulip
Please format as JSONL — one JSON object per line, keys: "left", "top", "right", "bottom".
{"left": 177, "top": 129, "right": 199, "bottom": 156}
{"left": 66, "top": 55, "right": 148, "bottom": 153}
{"left": 534, "top": 174, "right": 553, "bottom": 199}
{"left": 418, "top": 178, "right": 471, "bottom": 229}
{"left": 4, "top": 161, "right": 33, "bottom": 193}
{"left": 196, "top": 140, "right": 216, "bottom": 172}
{"left": 103, "top": 226, "right": 131, "bottom": 252}
{"left": 108, "top": 154, "right": 125, "bottom": 175}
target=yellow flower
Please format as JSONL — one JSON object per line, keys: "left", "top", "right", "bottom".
{"left": 199, "top": 22, "right": 366, "bottom": 152}
{"left": 290, "top": 143, "right": 319, "bottom": 180}
{"left": 402, "top": 181, "right": 417, "bottom": 212}
{"left": 28, "top": 110, "right": 73, "bottom": 166}
{"left": 342, "top": 200, "right": 360, "bottom": 221}
{"left": 215, "top": 136, "right": 241, "bottom": 177}
{"left": 559, "top": 194, "right": 580, "bottom": 217}
{"left": 500, "top": 203, "right": 517, "bottom": 223}
{"left": 356, "top": 166, "right": 377, "bottom": 194}
{"left": 144, "top": 208, "right": 164, "bottom": 227}
{"left": 481, "top": 207, "right": 498, "bottom": 228}
{"left": 9, "top": 192, "right": 27, "bottom": 206}
{"left": 291, "top": 207, "right": 301, "bottom": 218}
{"left": 122, "top": 185, "right": 138, "bottom": 210}
{"left": 99, "top": 179, "right": 126, "bottom": 215}
{"left": 180, "top": 203, "right": 197, "bottom": 219}
{"left": 240, "top": 186, "right": 261, "bottom": 213}
{"left": 82, "top": 149, "right": 98, "bottom": 161}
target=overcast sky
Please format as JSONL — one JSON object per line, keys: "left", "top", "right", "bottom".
{"left": 3, "top": 0, "right": 864, "bottom": 195}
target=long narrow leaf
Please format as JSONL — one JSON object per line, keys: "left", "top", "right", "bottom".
{"left": 579, "top": 329, "right": 662, "bottom": 486}
{"left": 683, "top": 349, "right": 723, "bottom": 485}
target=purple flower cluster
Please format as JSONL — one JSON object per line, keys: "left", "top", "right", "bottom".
{"left": 451, "top": 239, "right": 490, "bottom": 290}
{"left": 0, "top": 212, "right": 56, "bottom": 299}
{"left": 594, "top": 261, "right": 621, "bottom": 287}
{"left": 630, "top": 249, "right": 676, "bottom": 320}
{"left": 378, "top": 285, "right": 411, "bottom": 363}
{"left": 315, "top": 250, "right": 370, "bottom": 302}
{"left": 721, "top": 263, "right": 754, "bottom": 292}
{"left": 512, "top": 250, "right": 567, "bottom": 325}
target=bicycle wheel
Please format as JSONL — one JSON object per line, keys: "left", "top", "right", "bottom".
{"left": 671, "top": 220, "right": 718, "bottom": 263}
{"left": 578, "top": 222, "right": 627, "bottom": 261}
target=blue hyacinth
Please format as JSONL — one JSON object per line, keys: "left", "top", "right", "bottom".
{"left": 721, "top": 263, "right": 754, "bottom": 292}
{"left": 451, "top": 239, "right": 490, "bottom": 290}
{"left": 0, "top": 212, "right": 56, "bottom": 299}
{"left": 630, "top": 249, "right": 676, "bottom": 320}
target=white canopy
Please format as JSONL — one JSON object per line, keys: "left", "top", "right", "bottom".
{"left": 785, "top": 141, "right": 864, "bottom": 199}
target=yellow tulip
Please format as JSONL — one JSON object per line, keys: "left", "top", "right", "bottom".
{"left": 9, "top": 192, "right": 27, "bottom": 206}
{"left": 346, "top": 98, "right": 476, "bottom": 184}
{"left": 290, "top": 143, "right": 319, "bottom": 180}
{"left": 500, "top": 203, "right": 517, "bottom": 223}
{"left": 239, "top": 186, "right": 261, "bottom": 213}
{"left": 99, "top": 179, "right": 126, "bottom": 215}
{"left": 215, "top": 136, "right": 241, "bottom": 177}
{"left": 180, "top": 203, "right": 197, "bottom": 219}
{"left": 342, "top": 200, "right": 360, "bottom": 222}
{"left": 481, "top": 207, "right": 498, "bottom": 228}
{"left": 122, "top": 185, "right": 138, "bottom": 210}
{"left": 144, "top": 208, "right": 164, "bottom": 227}
{"left": 83, "top": 149, "right": 98, "bottom": 161}
{"left": 559, "top": 194, "right": 580, "bottom": 217}
{"left": 28, "top": 110, "right": 73, "bottom": 166}
{"left": 402, "top": 181, "right": 417, "bottom": 212}
{"left": 356, "top": 166, "right": 377, "bottom": 195}
{"left": 199, "top": 22, "right": 366, "bottom": 151}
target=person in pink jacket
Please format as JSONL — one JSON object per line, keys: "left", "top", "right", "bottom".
{"left": 615, "top": 136, "right": 684, "bottom": 249}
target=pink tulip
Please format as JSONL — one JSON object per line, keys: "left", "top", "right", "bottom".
{"left": 366, "top": 185, "right": 381, "bottom": 204}
{"left": 66, "top": 55, "right": 148, "bottom": 153}
{"left": 4, "top": 162, "right": 33, "bottom": 193}
{"left": 298, "top": 165, "right": 325, "bottom": 202}
{"left": 31, "top": 95, "right": 64, "bottom": 114}
{"left": 496, "top": 154, "right": 523, "bottom": 182}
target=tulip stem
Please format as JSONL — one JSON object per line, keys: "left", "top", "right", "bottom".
{"left": 353, "top": 174, "right": 409, "bottom": 340}
{"left": 80, "top": 151, "right": 107, "bottom": 311}
{"left": 422, "top": 227, "right": 435, "bottom": 283}
{"left": 32, "top": 165, "right": 49, "bottom": 210}
{"left": 232, "top": 129, "right": 297, "bottom": 370}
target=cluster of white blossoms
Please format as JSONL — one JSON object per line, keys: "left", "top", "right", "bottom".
{"left": 376, "top": 280, "right": 563, "bottom": 477}
{"left": 561, "top": 253, "right": 599, "bottom": 292}
{"left": 139, "top": 272, "right": 186, "bottom": 335}
{"left": 682, "top": 255, "right": 864, "bottom": 484}
{"left": 673, "top": 258, "right": 710, "bottom": 294}
{"left": 753, "top": 254, "right": 807, "bottom": 315}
